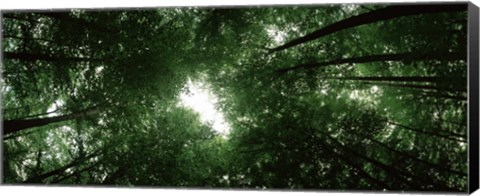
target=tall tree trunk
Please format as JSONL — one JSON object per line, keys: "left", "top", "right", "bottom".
{"left": 323, "top": 134, "right": 423, "bottom": 189}
{"left": 387, "top": 121, "right": 466, "bottom": 143}
{"left": 4, "top": 51, "right": 102, "bottom": 63}
{"left": 17, "top": 108, "right": 62, "bottom": 120}
{"left": 303, "top": 130, "right": 395, "bottom": 189}
{"left": 24, "top": 150, "right": 101, "bottom": 183}
{"left": 416, "top": 90, "right": 467, "bottom": 101}
{"left": 361, "top": 81, "right": 438, "bottom": 91}
{"left": 101, "top": 166, "right": 127, "bottom": 185}
{"left": 347, "top": 130, "right": 467, "bottom": 176}
{"left": 358, "top": 81, "right": 467, "bottom": 100}
{"left": 3, "top": 105, "right": 100, "bottom": 136}
{"left": 323, "top": 134, "right": 459, "bottom": 191}
{"left": 323, "top": 76, "right": 439, "bottom": 83}
{"left": 51, "top": 161, "right": 102, "bottom": 184}
{"left": 324, "top": 144, "right": 393, "bottom": 189}
{"left": 269, "top": 4, "right": 467, "bottom": 52}
{"left": 276, "top": 52, "right": 464, "bottom": 74}
{"left": 304, "top": 129, "right": 403, "bottom": 189}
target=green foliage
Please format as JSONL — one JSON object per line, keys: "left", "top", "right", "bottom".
{"left": 2, "top": 4, "right": 468, "bottom": 192}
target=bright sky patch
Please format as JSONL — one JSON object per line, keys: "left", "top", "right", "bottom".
{"left": 179, "top": 79, "right": 230, "bottom": 135}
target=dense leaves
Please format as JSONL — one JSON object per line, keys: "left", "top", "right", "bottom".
{"left": 2, "top": 3, "right": 468, "bottom": 192}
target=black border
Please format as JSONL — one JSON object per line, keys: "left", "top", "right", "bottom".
{"left": 468, "top": 2, "right": 480, "bottom": 194}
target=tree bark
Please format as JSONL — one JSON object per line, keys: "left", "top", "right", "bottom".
{"left": 323, "top": 76, "right": 439, "bottom": 83}
{"left": 24, "top": 150, "right": 101, "bottom": 183}
{"left": 51, "top": 161, "right": 102, "bottom": 184}
{"left": 313, "top": 138, "right": 394, "bottom": 189}
{"left": 269, "top": 4, "right": 467, "bottom": 52}
{"left": 415, "top": 90, "right": 467, "bottom": 101}
{"left": 347, "top": 130, "right": 467, "bottom": 176}
{"left": 3, "top": 105, "right": 100, "bottom": 136}
{"left": 361, "top": 81, "right": 438, "bottom": 90}
{"left": 17, "top": 108, "right": 62, "bottom": 120}
{"left": 323, "top": 134, "right": 423, "bottom": 189}
{"left": 4, "top": 51, "right": 102, "bottom": 63}
{"left": 358, "top": 81, "right": 467, "bottom": 100}
{"left": 387, "top": 121, "right": 466, "bottom": 143}
{"left": 324, "top": 134, "right": 459, "bottom": 191}
{"left": 276, "top": 52, "right": 464, "bottom": 74}
{"left": 303, "top": 129, "right": 402, "bottom": 189}
{"left": 101, "top": 166, "right": 127, "bottom": 185}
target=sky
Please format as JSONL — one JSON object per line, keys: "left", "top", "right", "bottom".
{"left": 179, "top": 79, "right": 231, "bottom": 135}
{"left": 46, "top": 99, "right": 64, "bottom": 117}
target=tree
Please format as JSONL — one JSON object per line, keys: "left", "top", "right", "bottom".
{"left": 3, "top": 103, "right": 102, "bottom": 136}
{"left": 2, "top": 4, "right": 468, "bottom": 192}
{"left": 276, "top": 51, "right": 464, "bottom": 73}
{"left": 269, "top": 4, "right": 467, "bottom": 52}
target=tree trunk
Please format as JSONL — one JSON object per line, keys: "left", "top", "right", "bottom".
{"left": 269, "top": 4, "right": 467, "bottom": 52}
{"left": 101, "top": 167, "right": 127, "bottom": 185}
{"left": 415, "top": 90, "right": 467, "bottom": 101}
{"left": 51, "top": 161, "right": 102, "bottom": 184}
{"left": 347, "top": 130, "right": 467, "bottom": 176}
{"left": 304, "top": 129, "right": 401, "bottom": 189}
{"left": 387, "top": 121, "right": 466, "bottom": 143}
{"left": 361, "top": 81, "right": 438, "bottom": 90}
{"left": 17, "top": 108, "right": 62, "bottom": 120}
{"left": 316, "top": 140, "right": 394, "bottom": 189}
{"left": 323, "top": 76, "right": 439, "bottom": 83}
{"left": 323, "top": 134, "right": 423, "bottom": 189}
{"left": 276, "top": 52, "right": 464, "bottom": 73}
{"left": 324, "top": 134, "right": 459, "bottom": 191}
{"left": 4, "top": 51, "right": 102, "bottom": 63}
{"left": 3, "top": 106, "right": 100, "bottom": 136}
{"left": 24, "top": 151, "right": 101, "bottom": 183}
{"left": 358, "top": 81, "right": 467, "bottom": 100}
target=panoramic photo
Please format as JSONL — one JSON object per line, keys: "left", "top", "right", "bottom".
{"left": 1, "top": 3, "right": 468, "bottom": 192}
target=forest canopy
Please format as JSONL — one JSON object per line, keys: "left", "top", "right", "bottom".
{"left": 1, "top": 3, "right": 469, "bottom": 192}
